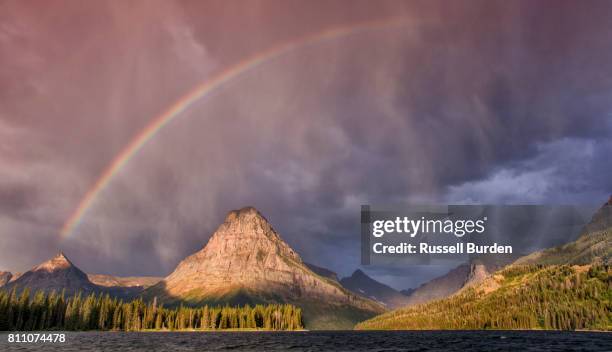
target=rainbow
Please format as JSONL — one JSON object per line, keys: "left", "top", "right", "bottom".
{"left": 60, "top": 17, "right": 414, "bottom": 239}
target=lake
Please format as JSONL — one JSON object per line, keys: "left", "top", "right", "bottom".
{"left": 1, "top": 331, "right": 610, "bottom": 351}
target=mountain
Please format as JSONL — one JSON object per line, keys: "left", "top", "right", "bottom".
{"left": 393, "top": 202, "right": 612, "bottom": 307}
{"left": 340, "top": 270, "right": 411, "bottom": 309}
{"left": 402, "top": 263, "right": 472, "bottom": 306}
{"left": 0, "top": 271, "right": 12, "bottom": 287}
{"left": 305, "top": 262, "right": 339, "bottom": 282}
{"left": 400, "top": 256, "right": 510, "bottom": 307}
{"left": 3, "top": 252, "right": 98, "bottom": 296}
{"left": 357, "top": 197, "right": 612, "bottom": 331}
{"left": 1, "top": 253, "right": 160, "bottom": 299}
{"left": 143, "top": 207, "right": 385, "bottom": 329}
{"left": 88, "top": 274, "right": 162, "bottom": 288}
{"left": 87, "top": 274, "right": 163, "bottom": 298}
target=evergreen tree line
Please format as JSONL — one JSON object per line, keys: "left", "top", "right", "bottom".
{"left": 357, "top": 264, "right": 611, "bottom": 331}
{"left": 0, "top": 289, "right": 303, "bottom": 331}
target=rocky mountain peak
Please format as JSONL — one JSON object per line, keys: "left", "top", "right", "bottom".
{"left": 199, "top": 206, "right": 302, "bottom": 262}
{"left": 164, "top": 207, "right": 303, "bottom": 288}
{"left": 225, "top": 206, "right": 263, "bottom": 221}
{"left": 215, "top": 206, "right": 283, "bottom": 241}
{"left": 33, "top": 252, "right": 74, "bottom": 272}
{"left": 4, "top": 252, "right": 96, "bottom": 296}
{"left": 150, "top": 207, "right": 385, "bottom": 328}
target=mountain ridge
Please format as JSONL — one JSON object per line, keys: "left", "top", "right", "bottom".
{"left": 398, "top": 256, "right": 513, "bottom": 307}
{"left": 1, "top": 253, "right": 161, "bottom": 299}
{"left": 305, "top": 262, "right": 339, "bottom": 282}
{"left": 357, "top": 196, "right": 612, "bottom": 330}
{"left": 3, "top": 252, "right": 99, "bottom": 296}
{"left": 340, "top": 269, "right": 411, "bottom": 309}
{"left": 87, "top": 274, "right": 162, "bottom": 288}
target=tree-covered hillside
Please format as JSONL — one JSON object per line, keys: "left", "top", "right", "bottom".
{"left": 515, "top": 229, "right": 611, "bottom": 266}
{"left": 357, "top": 264, "right": 610, "bottom": 330}
{"left": 357, "top": 224, "right": 611, "bottom": 331}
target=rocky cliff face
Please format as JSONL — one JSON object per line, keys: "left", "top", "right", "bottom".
{"left": 3, "top": 252, "right": 98, "bottom": 296}
{"left": 464, "top": 263, "right": 490, "bottom": 287}
{"left": 146, "top": 207, "right": 384, "bottom": 328}
{"left": 340, "top": 269, "right": 411, "bottom": 309}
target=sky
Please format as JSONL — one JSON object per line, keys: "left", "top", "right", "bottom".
{"left": 1, "top": 0, "right": 611, "bottom": 290}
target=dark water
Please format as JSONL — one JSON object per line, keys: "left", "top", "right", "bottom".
{"left": 1, "top": 331, "right": 610, "bottom": 352}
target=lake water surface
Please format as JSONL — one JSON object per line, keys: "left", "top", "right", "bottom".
{"left": 1, "top": 331, "right": 610, "bottom": 351}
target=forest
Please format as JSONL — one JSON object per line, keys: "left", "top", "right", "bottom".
{"left": 0, "top": 289, "right": 303, "bottom": 331}
{"left": 357, "top": 264, "right": 611, "bottom": 331}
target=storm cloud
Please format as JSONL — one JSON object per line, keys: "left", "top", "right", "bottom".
{"left": 1, "top": 0, "right": 611, "bottom": 290}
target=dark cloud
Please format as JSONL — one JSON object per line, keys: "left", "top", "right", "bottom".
{"left": 446, "top": 138, "right": 612, "bottom": 205}
{"left": 1, "top": 1, "right": 611, "bottom": 289}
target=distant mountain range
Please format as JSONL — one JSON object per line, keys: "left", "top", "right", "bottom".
{"left": 87, "top": 274, "right": 162, "bottom": 289}
{"left": 339, "top": 269, "right": 411, "bottom": 309}
{"left": 0, "top": 252, "right": 160, "bottom": 299}
{"left": 302, "top": 264, "right": 413, "bottom": 309}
